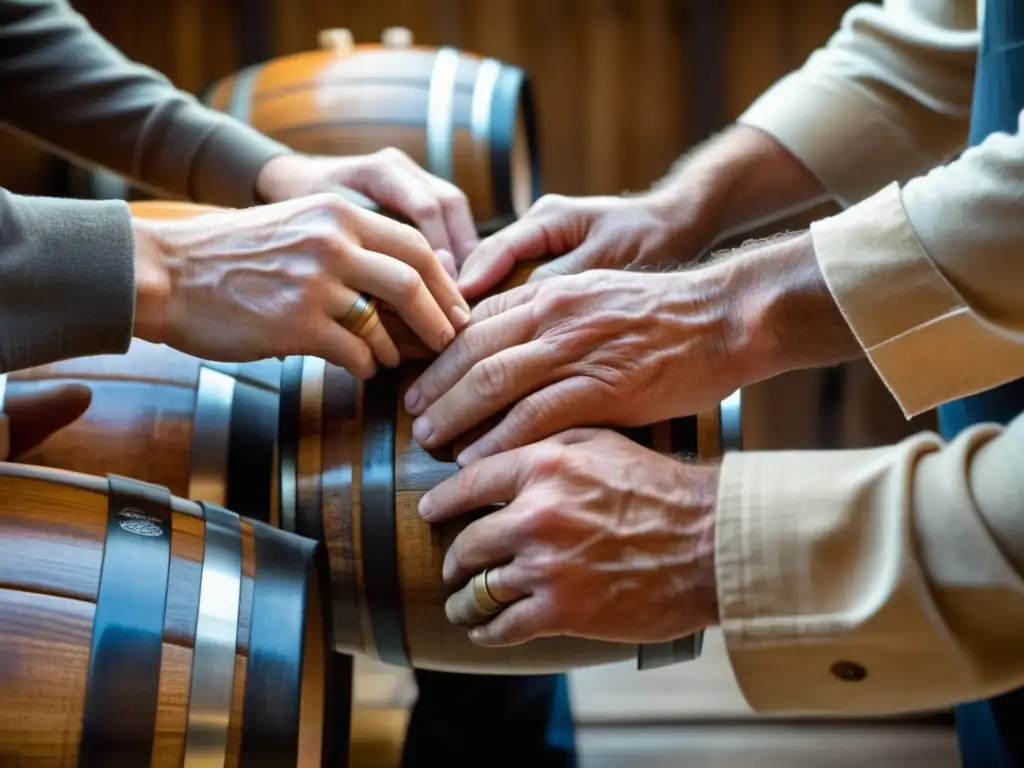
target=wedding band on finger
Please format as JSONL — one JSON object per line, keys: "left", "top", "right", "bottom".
{"left": 339, "top": 292, "right": 381, "bottom": 339}
{"left": 472, "top": 568, "right": 505, "bottom": 614}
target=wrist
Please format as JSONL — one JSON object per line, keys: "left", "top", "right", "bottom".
{"left": 254, "top": 152, "right": 309, "bottom": 203}
{"left": 671, "top": 460, "right": 721, "bottom": 631}
{"left": 130, "top": 218, "right": 172, "bottom": 344}
{"left": 714, "top": 231, "right": 863, "bottom": 384}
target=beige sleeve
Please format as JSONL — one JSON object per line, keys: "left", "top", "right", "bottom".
{"left": 737, "top": 0, "right": 979, "bottom": 207}
{"left": 715, "top": 411, "right": 1024, "bottom": 714}
{"left": 0, "top": 0, "right": 290, "bottom": 207}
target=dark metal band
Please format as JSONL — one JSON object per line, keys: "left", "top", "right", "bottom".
{"left": 184, "top": 502, "right": 244, "bottom": 767}
{"left": 359, "top": 368, "right": 410, "bottom": 668}
{"left": 225, "top": 63, "right": 264, "bottom": 125}
{"left": 225, "top": 369, "right": 279, "bottom": 523}
{"left": 238, "top": 521, "right": 322, "bottom": 766}
{"left": 278, "top": 356, "right": 305, "bottom": 534}
{"left": 488, "top": 64, "right": 542, "bottom": 223}
{"left": 78, "top": 475, "right": 174, "bottom": 767}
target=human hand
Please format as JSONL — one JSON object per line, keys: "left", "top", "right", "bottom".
{"left": 130, "top": 193, "right": 471, "bottom": 379}
{"left": 455, "top": 192, "right": 716, "bottom": 300}
{"left": 404, "top": 266, "right": 750, "bottom": 464}
{"left": 418, "top": 429, "right": 720, "bottom": 646}
{"left": 255, "top": 149, "right": 479, "bottom": 272}
{"left": 0, "top": 379, "right": 93, "bottom": 461}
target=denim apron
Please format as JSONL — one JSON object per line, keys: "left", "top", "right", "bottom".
{"left": 938, "top": 1, "right": 1024, "bottom": 764}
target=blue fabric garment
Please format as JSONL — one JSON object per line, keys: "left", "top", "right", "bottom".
{"left": 402, "top": 669, "right": 577, "bottom": 767}
{"left": 938, "top": 0, "right": 1024, "bottom": 764}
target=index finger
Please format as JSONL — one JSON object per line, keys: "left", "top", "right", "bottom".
{"left": 418, "top": 447, "right": 531, "bottom": 523}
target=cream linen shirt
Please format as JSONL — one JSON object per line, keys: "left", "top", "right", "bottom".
{"left": 716, "top": 0, "right": 1024, "bottom": 715}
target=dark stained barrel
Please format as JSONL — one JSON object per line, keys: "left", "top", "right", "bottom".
{"left": 0, "top": 462, "right": 341, "bottom": 766}
{"left": 77, "top": 29, "right": 542, "bottom": 234}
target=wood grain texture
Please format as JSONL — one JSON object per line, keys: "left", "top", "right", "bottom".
{"left": 203, "top": 43, "right": 538, "bottom": 224}
{"left": 0, "top": 462, "right": 328, "bottom": 766}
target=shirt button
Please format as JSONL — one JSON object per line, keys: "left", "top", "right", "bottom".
{"left": 830, "top": 661, "right": 867, "bottom": 682}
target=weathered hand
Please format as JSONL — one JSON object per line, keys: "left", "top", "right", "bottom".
{"left": 131, "top": 193, "right": 470, "bottom": 379}
{"left": 456, "top": 192, "right": 715, "bottom": 300}
{"left": 405, "top": 267, "right": 746, "bottom": 464}
{"left": 255, "top": 149, "right": 479, "bottom": 271}
{"left": 418, "top": 429, "right": 720, "bottom": 646}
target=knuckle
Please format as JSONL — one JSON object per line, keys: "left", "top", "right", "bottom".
{"left": 532, "top": 193, "right": 567, "bottom": 216}
{"left": 468, "top": 356, "right": 509, "bottom": 399}
{"left": 529, "top": 444, "right": 569, "bottom": 480}
{"left": 518, "top": 502, "right": 559, "bottom": 540}
{"left": 409, "top": 198, "right": 443, "bottom": 222}
{"left": 377, "top": 146, "right": 409, "bottom": 165}
{"left": 391, "top": 263, "right": 426, "bottom": 301}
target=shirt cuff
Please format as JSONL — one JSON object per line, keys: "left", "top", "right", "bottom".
{"left": 738, "top": 75, "right": 946, "bottom": 208}
{"left": 714, "top": 446, "right": 976, "bottom": 715}
{"left": 141, "top": 99, "right": 292, "bottom": 209}
{"left": 810, "top": 183, "right": 1024, "bottom": 418}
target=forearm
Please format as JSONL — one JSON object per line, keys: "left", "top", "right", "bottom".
{"left": 647, "top": 125, "right": 830, "bottom": 250}
{"left": 0, "top": 0, "right": 290, "bottom": 207}
{"left": 0, "top": 189, "right": 136, "bottom": 370}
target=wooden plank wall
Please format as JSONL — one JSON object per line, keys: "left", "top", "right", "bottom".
{"left": 4, "top": 0, "right": 861, "bottom": 199}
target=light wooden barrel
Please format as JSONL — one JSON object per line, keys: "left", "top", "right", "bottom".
{"left": 81, "top": 29, "right": 541, "bottom": 233}
{"left": 0, "top": 462, "right": 342, "bottom": 766}
{"left": 4, "top": 339, "right": 283, "bottom": 524}
{"left": 204, "top": 29, "right": 540, "bottom": 228}
{"left": 8, "top": 200, "right": 743, "bottom": 675}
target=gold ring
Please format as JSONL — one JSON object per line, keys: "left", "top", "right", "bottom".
{"left": 471, "top": 568, "right": 505, "bottom": 614}
{"left": 339, "top": 293, "right": 380, "bottom": 339}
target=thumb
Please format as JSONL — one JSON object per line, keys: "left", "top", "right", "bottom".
{"left": 4, "top": 382, "right": 93, "bottom": 460}
{"left": 526, "top": 241, "right": 606, "bottom": 283}
{"left": 458, "top": 214, "right": 580, "bottom": 300}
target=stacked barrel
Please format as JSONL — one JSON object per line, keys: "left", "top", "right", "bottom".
{"left": 2, "top": 29, "right": 741, "bottom": 765}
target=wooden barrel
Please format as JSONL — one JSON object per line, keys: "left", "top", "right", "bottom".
{"left": 278, "top": 354, "right": 735, "bottom": 674}
{"left": 4, "top": 339, "right": 284, "bottom": 525}
{"left": 79, "top": 29, "right": 541, "bottom": 232}
{"left": 0, "top": 462, "right": 343, "bottom": 766}
{"left": 7, "top": 200, "right": 742, "bottom": 675}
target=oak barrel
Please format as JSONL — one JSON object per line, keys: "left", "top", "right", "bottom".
{"left": 8, "top": 200, "right": 742, "bottom": 675}
{"left": 0, "top": 462, "right": 342, "bottom": 766}
{"left": 80, "top": 29, "right": 541, "bottom": 232}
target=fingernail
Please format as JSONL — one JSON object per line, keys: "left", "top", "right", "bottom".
{"left": 455, "top": 447, "right": 475, "bottom": 467}
{"left": 405, "top": 387, "right": 423, "bottom": 414}
{"left": 468, "top": 627, "right": 488, "bottom": 644}
{"left": 418, "top": 492, "right": 433, "bottom": 519}
{"left": 413, "top": 416, "right": 434, "bottom": 445}
{"left": 442, "top": 551, "right": 456, "bottom": 584}
{"left": 451, "top": 305, "right": 470, "bottom": 330}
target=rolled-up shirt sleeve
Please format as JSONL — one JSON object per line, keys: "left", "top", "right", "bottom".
{"left": 715, "top": 411, "right": 1024, "bottom": 714}
{"left": 738, "top": 0, "right": 978, "bottom": 207}
{"left": 0, "top": 0, "right": 291, "bottom": 207}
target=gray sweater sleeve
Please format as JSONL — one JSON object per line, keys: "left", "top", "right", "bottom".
{"left": 0, "top": 0, "right": 292, "bottom": 206}
{"left": 0, "top": 0, "right": 294, "bottom": 370}
{"left": 0, "top": 190, "right": 136, "bottom": 371}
